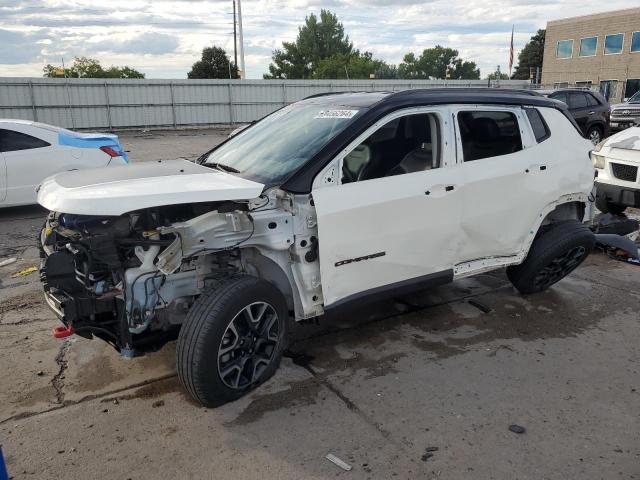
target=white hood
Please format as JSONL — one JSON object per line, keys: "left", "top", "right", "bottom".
{"left": 37, "top": 159, "right": 265, "bottom": 215}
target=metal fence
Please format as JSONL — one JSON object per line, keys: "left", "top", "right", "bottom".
{"left": 0, "top": 78, "right": 531, "bottom": 131}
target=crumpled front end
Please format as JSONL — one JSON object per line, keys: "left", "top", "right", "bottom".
{"left": 39, "top": 195, "right": 299, "bottom": 357}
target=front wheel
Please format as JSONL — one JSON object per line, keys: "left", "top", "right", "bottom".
{"left": 507, "top": 220, "right": 594, "bottom": 294}
{"left": 176, "top": 275, "right": 288, "bottom": 407}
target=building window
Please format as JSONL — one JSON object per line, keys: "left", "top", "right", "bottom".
{"left": 556, "top": 39, "right": 573, "bottom": 59}
{"left": 625, "top": 79, "right": 640, "bottom": 99}
{"left": 632, "top": 32, "right": 640, "bottom": 53}
{"left": 575, "top": 81, "right": 593, "bottom": 88}
{"left": 604, "top": 33, "right": 624, "bottom": 55}
{"left": 579, "top": 37, "right": 598, "bottom": 57}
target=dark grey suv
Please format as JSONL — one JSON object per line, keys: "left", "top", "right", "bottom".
{"left": 539, "top": 89, "right": 610, "bottom": 144}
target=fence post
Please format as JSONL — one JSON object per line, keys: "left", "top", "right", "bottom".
{"left": 65, "top": 79, "right": 75, "bottom": 129}
{"left": 104, "top": 82, "right": 112, "bottom": 130}
{"left": 169, "top": 82, "right": 177, "bottom": 129}
{"left": 227, "top": 81, "right": 234, "bottom": 125}
{"left": 28, "top": 80, "right": 38, "bottom": 122}
{"left": 281, "top": 82, "right": 287, "bottom": 107}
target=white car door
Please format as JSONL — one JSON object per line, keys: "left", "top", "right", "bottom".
{"left": 0, "top": 153, "right": 6, "bottom": 203}
{"left": 1, "top": 127, "right": 56, "bottom": 205}
{"left": 312, "top": 108, "right": 463, "bottom": 308}
{"left": 452, "top": 106, "right": 543, "bottom": 264}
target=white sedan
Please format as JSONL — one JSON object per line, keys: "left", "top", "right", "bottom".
{"left": 0, "top": 120, "right": 128, "bottom": 207}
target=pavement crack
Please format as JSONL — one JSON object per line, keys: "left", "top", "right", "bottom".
{"left": 51, "top": 339, "right": 72, "bottom": 404}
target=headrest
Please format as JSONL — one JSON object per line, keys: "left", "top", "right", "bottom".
{"left": 470, "top": 117, "right": 500, "bottom": 142}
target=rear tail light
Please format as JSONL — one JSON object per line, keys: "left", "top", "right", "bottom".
{"left": 100, "top": 146, "right": 120, "bottom": 157}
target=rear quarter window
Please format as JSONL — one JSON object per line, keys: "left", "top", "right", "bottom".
{"left": 524, "top": 108, "right": 551, "bottom": 143}
{"left": 0, "top": 129, "right": 51, "bottom": 152}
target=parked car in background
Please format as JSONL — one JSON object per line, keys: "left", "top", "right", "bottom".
{"left": 610, "top": 91, "right": 640, "bottom": 132}
{"left": 592, "top": 126, "right": 640, "bottom": 214}
{"left": 538, "top": 89, "right": 610, "bottom": 144}
{"left": 0, "top": 120, "right": 128, "bottom": 207}
{"left": 37, "top": 89, "right": 595, "bottom": 407}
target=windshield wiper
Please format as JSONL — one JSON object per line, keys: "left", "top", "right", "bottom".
{"left": 208, "top": 162, "right": 240, "bottom": 173}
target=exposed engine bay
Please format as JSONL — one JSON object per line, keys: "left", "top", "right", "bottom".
{"left": 40, "top": 190, "right": 323, "bottom": 356}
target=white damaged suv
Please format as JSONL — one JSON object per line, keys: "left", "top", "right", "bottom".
{"left": 38, "top": 89, "right": 595, "bottom": 406}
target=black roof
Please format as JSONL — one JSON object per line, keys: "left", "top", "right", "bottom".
{"left": 300, "top": 88, "right": 551, "bottom": 109}
{"left": 281, "top": 88, "right": 575, "bottom": 193}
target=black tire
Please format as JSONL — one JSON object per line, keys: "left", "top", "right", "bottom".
{"left": 595, "top": 194, "right": 627, "bottom": 215}
{"left": 176, "top": 275, "right": 288, "bottom": 407}
{"left": 586, "top": 125, "right": 603, "bottom": 145}
{"left": 506, "top": 220, "right": 594, "bottom": 294}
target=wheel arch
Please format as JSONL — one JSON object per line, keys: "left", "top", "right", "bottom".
{"left": 239, "top": 247, "right": 296, "bottom": 312}
{"left": 521, "top": 195, "right": 589, "bottom": 259}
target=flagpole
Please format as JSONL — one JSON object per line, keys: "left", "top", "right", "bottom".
{"left": 509, "top": 25, "right": 514, "bottom": 78}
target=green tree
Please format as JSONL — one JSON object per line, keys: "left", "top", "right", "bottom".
{"left": 188, "top": 46, "right": 239, "bottom": 79}
{"left": 264, "top": 10, "right": 354, "bottom": 79}
{"left": 43, "top": 57, "right": 144, "bottom": 78}
{"left": 313, "top": 51, "right": 397, "bottom": 79}
{"left": 511, "top": 29, "right": 545, "bottom": 80}
{"left": 398, "top": 46, "right": 480, "bottom": 80}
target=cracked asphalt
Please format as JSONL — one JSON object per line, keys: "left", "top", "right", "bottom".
{"left": 1, "top": 129, "right": 639, "bottom": 480}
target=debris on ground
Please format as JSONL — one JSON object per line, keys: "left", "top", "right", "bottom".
{"left": 152, "top": 400, "right": 165, "bottom": 408}
{"left": 593, "top": 213, "right": 639, "bottom": 237}
{"left": 595, "top": 234, "right": 640, "bottom": 265}
{"left": 508, "top": 424, "right": 526, "bottom": 434}
{"left": 36, "top": 370, "right": 44, "bottom": 376}
{"left": 325, "top": 453, "right": 352, "bottom": 471}
{"left": 11, "top": 266, "right": 38, "bottom": 278}
{"left": 0, "top": 257, "right": 17, "bottom": 267}
{"left": 468, "top": 299, "right": 492, "bottom": 313}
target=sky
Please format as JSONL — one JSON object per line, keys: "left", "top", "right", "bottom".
{"left": 0, "top": 0, "right": 635, "bottom": 79}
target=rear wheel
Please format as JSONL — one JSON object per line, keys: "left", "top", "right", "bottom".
{"left": 587, "top": 125, "right": 603, "bottom": 145}
{"left": 595, "top": 194, "right": 627, "bottom": 215}
{"left": 176, "top": 275, "right": 288, "bottom": 407}
{"left": 507, "top": 220, "right": 594, "bottom": 294}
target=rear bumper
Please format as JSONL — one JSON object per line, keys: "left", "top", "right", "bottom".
{"left": 595, "top": 181, "right": 640, "bottom": 208}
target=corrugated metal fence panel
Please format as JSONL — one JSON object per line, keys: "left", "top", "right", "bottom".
{"left": 0, "top": 78, "right": 531, "bottom": 130}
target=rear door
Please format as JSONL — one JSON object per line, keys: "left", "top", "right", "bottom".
{"left": 313, "top": 107, "right": 462, "bottom": 307}
{"left": 452, "top": 106, "right": 543, "bottom": 264}
{"left": 567, "top": 93, "right": 590, "bottom": 134}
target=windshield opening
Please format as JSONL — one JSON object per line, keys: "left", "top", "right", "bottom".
{"left": 205, "top": 103, "right": 364, "bottom": 185}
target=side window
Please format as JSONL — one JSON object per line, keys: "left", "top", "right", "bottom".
{"left": 0, "top": 129, "right": 50, "bottom": 153}
{"left": 457, "top": 111, "right": 523, "bottom": 162}
{"left": 568, "top": 93, "right": 588, "bottom": 109}
{"left": 525, "top": 108, "right": 551, "bottom": 143}
{"left": 551, "top": 92, "right": 568, "bottom": 104}
{"left": 341, "top": 113, "right": 441, "bottom": 184}
{"left": 586, "top": 94, "right": 599, "bottom": 107}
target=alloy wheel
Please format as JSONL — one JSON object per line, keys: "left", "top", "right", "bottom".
{"left": 532, "top": 246, "right": 587, "bottom": 290}
{"left": 217, "top": 301, "right": 280, "bottom": 389}
{"left": 589, "top": 129, "right": 601, "bottom": 145}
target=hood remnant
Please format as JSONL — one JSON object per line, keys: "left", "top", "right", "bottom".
{"left": 593, "top": 213, "right": 640, "bottom": 236}
{"left": 607, "top": 127, "right": 640, "bottom": 151}
{"left": 37, "top": 159, "right": 265, "bottom": 216}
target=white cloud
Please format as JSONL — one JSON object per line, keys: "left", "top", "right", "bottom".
{"left": 0, "top": 1, "right": 636, "bottom": 78}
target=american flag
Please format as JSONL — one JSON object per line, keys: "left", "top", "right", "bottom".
{"left": 508, "top": 25, "right": 514, "bottom": 77}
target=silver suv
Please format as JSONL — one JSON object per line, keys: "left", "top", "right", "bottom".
{"left": 610, "top": 91, "right": 640, "bottom": 132}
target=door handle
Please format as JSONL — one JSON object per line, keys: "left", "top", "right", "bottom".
{"left": 425, "top": 184, "right": 457, "bottom": 196}
{"left": 588, "top": 111, "right": 595, "bottom": 115}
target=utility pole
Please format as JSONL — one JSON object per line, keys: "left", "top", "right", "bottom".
{"left": 237, "top": 0, "right": 246, "bottom": 79}
{"left": 232, "top": 0, "right": 238, "bottom": 77}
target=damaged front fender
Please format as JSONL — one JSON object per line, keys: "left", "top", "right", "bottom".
{"left": 156, "top": 209, "right": 294, "bottom": 273}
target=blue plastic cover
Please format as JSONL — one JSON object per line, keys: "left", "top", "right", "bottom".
{"left": 58, "top": 131, "right": 129, "bottom": 162}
